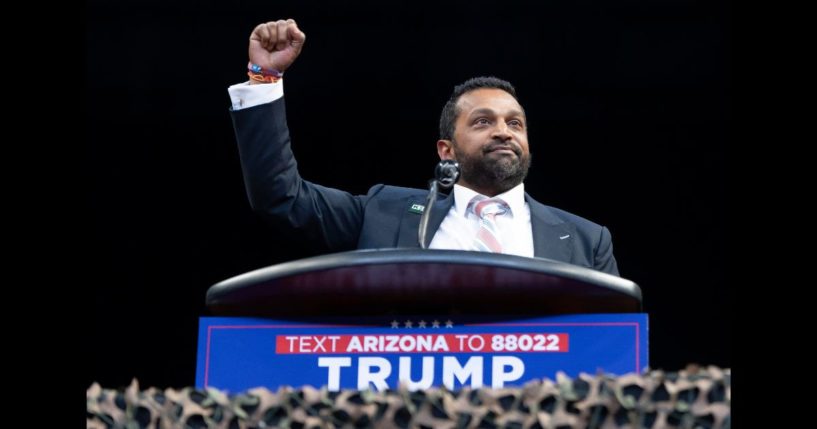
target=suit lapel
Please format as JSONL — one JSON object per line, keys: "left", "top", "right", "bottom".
{"left": 527, "top": 194, "right": 575, "bottom": 262}
{"left": 396, "top": 191, "right": 455, "bottom": 248}
{"left": 424, "top": 191, "right": 455, "bottom": 248}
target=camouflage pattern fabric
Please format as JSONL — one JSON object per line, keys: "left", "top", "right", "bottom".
{"left": 87, "top": 365, "right": 730, "bottom": 428}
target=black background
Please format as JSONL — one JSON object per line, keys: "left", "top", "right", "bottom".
{"left": 87, "top": 0, "right": 729, "bottom": 388}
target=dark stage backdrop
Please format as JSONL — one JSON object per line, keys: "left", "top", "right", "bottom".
{"left": 87, "top": 0, "right": 729, "bottom": 388}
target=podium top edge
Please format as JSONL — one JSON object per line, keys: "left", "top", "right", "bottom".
{"left": 209, "top": 248, "right": 641, "bottom": 302}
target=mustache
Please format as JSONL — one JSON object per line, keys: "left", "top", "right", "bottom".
{"left": 483, "top": 141, "right": 522, "bottom": 156}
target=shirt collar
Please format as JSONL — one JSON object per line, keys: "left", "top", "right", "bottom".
{"left": 453, "top": 182, "right": 526, "bottom": 218}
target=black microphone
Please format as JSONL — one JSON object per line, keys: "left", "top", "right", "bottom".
{"left": 418, "top": 160, "right": 461, "bottom": 248}
{"left": 434, "top": 159, "right": 461, "bottom": 189}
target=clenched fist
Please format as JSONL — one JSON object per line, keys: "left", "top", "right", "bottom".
{"left": 248, "top": 19, "right": 306, "bottom": 74}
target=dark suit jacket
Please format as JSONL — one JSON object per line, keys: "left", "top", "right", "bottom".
{"left": 231, "top": 98, "right": 619, "bottom": 275}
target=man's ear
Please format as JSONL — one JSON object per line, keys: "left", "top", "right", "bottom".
{"left": 437, "top": 140, "right": 455, "bottom": 160}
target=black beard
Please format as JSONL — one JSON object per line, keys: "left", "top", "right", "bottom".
{"left": 453, "top": 142, "right": 532, "bottom": 195}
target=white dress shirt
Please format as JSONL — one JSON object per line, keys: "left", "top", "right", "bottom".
{"left": 429, "top": 184, "right": 534, "bottom": 257}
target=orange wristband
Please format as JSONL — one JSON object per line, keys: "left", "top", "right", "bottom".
{"left": 247, "top": 71, "right": 281, "bottom": 83}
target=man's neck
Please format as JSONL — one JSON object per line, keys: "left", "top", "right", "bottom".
{"left": 457, "top": 180, "right": 509, "bottom": 197}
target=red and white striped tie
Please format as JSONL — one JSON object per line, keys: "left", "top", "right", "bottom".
{"left": 469, "top": 196, "right": 510, "bottom": 253}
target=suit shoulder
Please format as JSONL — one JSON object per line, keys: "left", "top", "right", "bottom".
{"left": 531, "top": 199, "right": 605, "bottom": 232}
{"left": 550, "top": 206, "right": 601, "bottom": 226}
{"left": 365, "top": 184, "right": 427, "bottom": 200}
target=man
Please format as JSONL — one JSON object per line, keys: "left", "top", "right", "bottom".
{"left": 228, "top": 19, "right": 619, "bottom": 275}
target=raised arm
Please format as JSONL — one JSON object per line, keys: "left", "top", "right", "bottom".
{"left": 230, "top": 20, "right": 371, "bottom": 253}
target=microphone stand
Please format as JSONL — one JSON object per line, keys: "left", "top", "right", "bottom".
{"left": 418, "top": 160, "right": 460, "bottom": 249}
{"left": 418, "top": 179, "right": 440, "bottom": 249}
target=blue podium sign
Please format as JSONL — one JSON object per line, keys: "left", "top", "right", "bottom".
{"left": 196, "top": 314, "right": 648, "bottom": 392}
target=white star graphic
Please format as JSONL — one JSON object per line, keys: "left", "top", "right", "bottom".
{"left": 418, "top": 320, "right": 427, "bottom": 328}
{"left": 390, "top": 320, "right": 399, "bottom": 328}
{"left": 432, "top": 320, "right": 440, "bottom": 328}
{"left": 404, "top": 320, "right": 413, "bottom": 328}
{"left": 445, "top": 320, "right": 454, "bottom": 328}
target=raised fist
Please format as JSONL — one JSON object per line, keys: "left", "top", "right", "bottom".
{"left": 248, "top": 19, "right": 306, "bottom": 73}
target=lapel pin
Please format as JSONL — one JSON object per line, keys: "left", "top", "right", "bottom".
{"left": 409, "top": 203, "right": 425, "bottom": 214}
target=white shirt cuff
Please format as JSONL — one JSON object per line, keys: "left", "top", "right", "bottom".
{"left": 227, "top": 80, "right": 284, "bottom": 110}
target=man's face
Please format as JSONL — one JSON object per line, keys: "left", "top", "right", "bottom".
{"left": 438, "top": 88, "right": 531, "bottom": 196}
